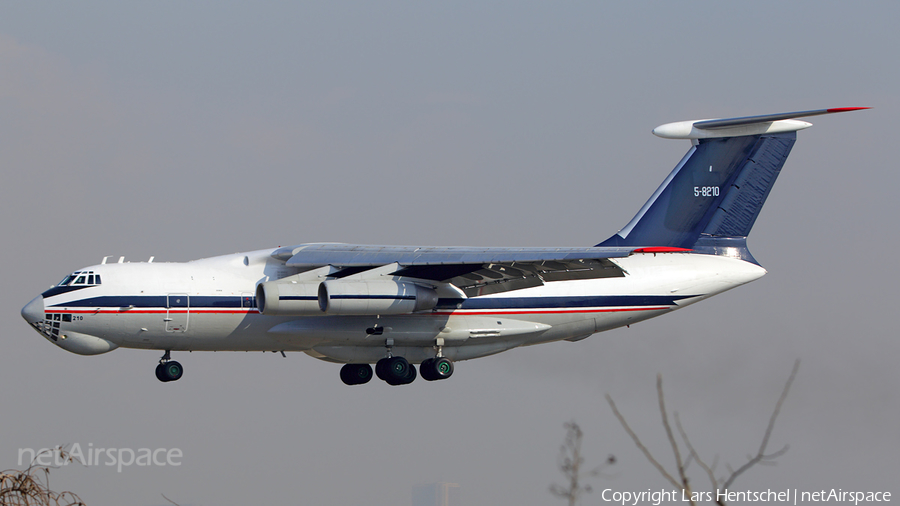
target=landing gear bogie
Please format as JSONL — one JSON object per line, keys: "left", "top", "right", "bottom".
{"left": 340, "top": 363, "right": 374, "bottom": 385}
{"left": 420, "top": 357, "right": 453, "bottom": 381}
{"left": 383, "top": 356, "right": 416, "bottom": 386}
{"left": 342, "top": 339, "right": 455, "bottom": 386}
{"left": 349, "top": 355, "right": 455, "bottom": 386}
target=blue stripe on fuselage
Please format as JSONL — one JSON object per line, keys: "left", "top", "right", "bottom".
{"left": 437, "top": 295, "right": 692, "bottom": 310}
{"left": 41, "top": 285, "right": 91, "bottom": 298}
{"left": 48, "top": 294, "right": 693, "bottom": 310}
{"left": 47, "top": 295, "right": 252, "bottom": 308}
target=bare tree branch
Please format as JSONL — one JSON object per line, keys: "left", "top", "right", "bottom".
{"left": 675, "top": 413, "right": 718, "bottom": 491}
{"left": 162, "top": 493, "right": 182, "bottom": 506}
{"left": 0, "top": 447, "right": 85, "bottom": 506}
{"left": 605, "top": 360, "right": 800, "bottom": 506}
{"left": 550, "top": 421, "right": 586, "bottom": 506}
{"left": 657, "top": 375, "right": 692, "bottom": 501}
{"left": 605, "top": 394, "right": 682, "bottom": 489}
{"left": 721, "top": 359, "right": 799, "bottom": 490}
{"left": 675, "top": 411, "right": 723, "bottom": 506}
{"left": 551, "top": 421, "right": 617, "bottom": 506}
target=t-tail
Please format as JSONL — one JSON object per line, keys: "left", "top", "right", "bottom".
{"left": 597, "top": 107, "right": 869, "bottom": 263}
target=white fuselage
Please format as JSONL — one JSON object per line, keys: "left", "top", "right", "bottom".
{"left": 26, "top": 248, "right": 765, "bottom": 364}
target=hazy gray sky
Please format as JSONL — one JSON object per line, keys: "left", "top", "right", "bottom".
{"left": 2, "top": 2, "right": 898, "bottom": 505}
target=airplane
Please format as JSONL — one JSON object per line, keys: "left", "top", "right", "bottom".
{"left": 21, "top": 107, "right": 867, "bottom": 386}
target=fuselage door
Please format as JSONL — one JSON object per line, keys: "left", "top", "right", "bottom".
{"left": 166, "top": 294, "right": 189, "bottom": 332}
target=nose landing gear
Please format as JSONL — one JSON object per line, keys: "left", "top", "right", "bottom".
{"left": 155, "top": 350, "right": 183, "bottom": 383}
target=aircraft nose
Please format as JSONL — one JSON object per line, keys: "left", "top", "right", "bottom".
{"left": 21, "top": 295, "right": 45, "bottom": 324}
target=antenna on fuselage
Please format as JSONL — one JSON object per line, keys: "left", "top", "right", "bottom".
{"left": 118, "top": 256, "right": 125, "bottom": 264}
{"left": 101, "top": 256, "right": 111, "bottom": 264}
{"left": 148, "top": 256, "right": 155, "bottom": 263}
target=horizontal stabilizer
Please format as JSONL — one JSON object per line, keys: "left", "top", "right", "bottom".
{"left": 653, "top": 107, "right": 869, "bottom": 139}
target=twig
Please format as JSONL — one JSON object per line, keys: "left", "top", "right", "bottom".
{"left": 606, "top": 394, "right": 681, "bottom": 489}
{"left": 657, "top": 375, "right": 692, "bottom": 500}
{"left": 721, "top": 359, "right": 799, "bottom": 490}
{"left": 675, "top": 413, "right": 718, "bottom": 495}
{"left": 0, "top": 448, "right": 85, "bottom": 506}
{"left": 162, "top": 493, "right": 182, "bottom": 506}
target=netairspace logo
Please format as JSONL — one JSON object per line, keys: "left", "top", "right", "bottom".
{"left": 18, "top": 444, "right": 182, "bottom": 473}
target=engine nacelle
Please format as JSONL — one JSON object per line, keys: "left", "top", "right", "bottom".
{"left": 318, "top": 279, "right": 438, "bottom": 315}
{"left": 256, "top": 281, "right": 321, "bottom": 316}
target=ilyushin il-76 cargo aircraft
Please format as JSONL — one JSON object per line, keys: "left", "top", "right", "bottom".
{"left": 22, "top": 108, "right": 866, "bottom": 386}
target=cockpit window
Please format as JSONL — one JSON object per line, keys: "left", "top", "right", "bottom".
{"left": 59, "top": 271, "right": 102, "bottom": 287}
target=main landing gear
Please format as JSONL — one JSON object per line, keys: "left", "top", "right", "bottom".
{"left": 419, "top": 357, "right": 454, "bottom": 382}
{"left": 339, "top": 338, "right": 454, "bottom": 386}
{"left": 340, "top": 363, "right": 374, "bottom": 385}
{"left": 155, "top": 350, "right": 183, "bottom": 383}
{"left": 374, "top": 356, "right": 417, "bottom": 386}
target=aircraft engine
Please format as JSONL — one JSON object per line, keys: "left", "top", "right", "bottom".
{"left": 256, "top": 281, "right": 321, "bottom": 316}
{"left": 318, "top": 279, "right": 438, "bottom": 315}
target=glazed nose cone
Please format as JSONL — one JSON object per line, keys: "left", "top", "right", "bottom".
{"left": 21, "top": 296, "right": 44, "bottom": 324}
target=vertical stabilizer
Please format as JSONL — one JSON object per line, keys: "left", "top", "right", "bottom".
{"left": 598, "top": 108, "right": 868, "bottom": 261}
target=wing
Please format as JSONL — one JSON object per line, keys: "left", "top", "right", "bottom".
{"left": 273, "top": 243, "right": 636, "bottom": 267}
{"left": 270, "top": 243, "right": 663, "bottom": 297}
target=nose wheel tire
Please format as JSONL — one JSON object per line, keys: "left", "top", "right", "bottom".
{"left": 340, "top": 364, "right": 374, "bottom": 385}
{"left": 155, "top": 361, "right": 184, "bottom": 382}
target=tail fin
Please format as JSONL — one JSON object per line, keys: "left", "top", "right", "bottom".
{"left": 598, "top": 108, "right": 868, "bottom": 262}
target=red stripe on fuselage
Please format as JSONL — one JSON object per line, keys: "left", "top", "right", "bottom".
{"left": 632, "top": 247, "right": 692, "bottom": 253}
{"left": 431, "top": 306, "right": 670, "bottom": 316}
{"left": 45, "top": 306, "right": 669, "bottom": 316}
{"left": 44, "top": 309, "right": 259, "bottom": 314}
